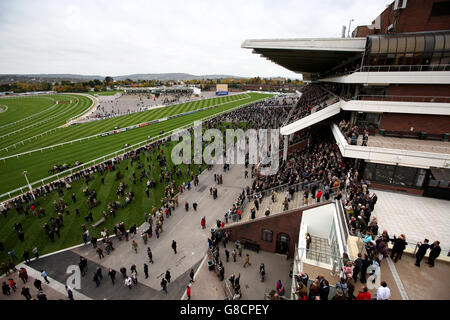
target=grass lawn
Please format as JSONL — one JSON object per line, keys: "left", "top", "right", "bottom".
{"left": 87, "top": 91, "right": 122, "bottom": 96}
{"left": 0, "top": 140, "right": 204, "bottom": 264}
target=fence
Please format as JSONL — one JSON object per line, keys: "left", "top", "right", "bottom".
{"left": 358, "top": 64, "right": 450, "bottom": 72}
{"left": 235, "top": 179, "right": 342, "bottom": 219}
{"left": 356, "top": 94, "right": 450, "bottom": 103}
{"left": 0, "top": 94, "right": 273, "bottom": 203}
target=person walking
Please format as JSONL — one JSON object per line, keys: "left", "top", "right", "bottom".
{"left": 120, "top": 267, "right": 127, "bottom": 279}
{"left": 144, "top": 264, "right": 149, "bottom": 279}
{"left": 2, "top": 282, "right": 11, "bottom": 296}
{"left": 130, "top": 264, "right": 137, "bottom": 275}
{"left": 131, "top": 272, "right": 138, "bottom": 285}
{"left": 427, "top": 241, "right": 441, "bottom": 267}
{"left": 243, "top": 254, "right": 251, "bottom": 268}
{"left": 232, "top": 249, "right": 237, "bottom": 262}
{"left": 190, "top": 269, "right": 195, "bottom": 283}
{"left": 32, "top": 246, "right": 39, "bottom": 260}
{"left": 93, "top": 272, "right": 100, "bottom": 287}
{"left": 96, "top": 267, "right": 103, "bottom": 281}
{"left": 165, "top": 270, "right": 171, "bottom": 283}
{"left": 201, "top": 217, "right": 206, "bottom": 229}
{"left": 225, "top": 249, "right": 230, "bottom": 262}
{"left": 125, "top": 276, "right": 132, "bottom": 289}
{"left": 97, "top": 247, "right": 104, "bottom": 259}
{"left": 66, "top": 285, "right": 74, "bottom": 300}
{"left": 186, "top": 284, "right": 191, "bottom": 300}
{"left": 109, "top": 268, "right": 116, "bottom": 285}
{"left": 260, "top": 263, "right": 266, "bottom": 282}
{"left": 147, "top": 247, "right": 154, "bottom": 263}
{"left": 171, "top": 240, "right": 177, "bottom": 254}
{"left": 41, "top": 270, "right": 50, "bottom": 284}
{"left": 161, "top": 277, "right": 168, "bottom": 294}
{"left": 21, "top": 287, "right": 32, "bottom": 300}
{"left": 132, "top": 240, "right": 138, "bottom": 253}
{"left": 33, "top": 279, "right": 42, "bottom": 291}
{"left": 352, "top": 253, "right": 362, "bottom": 282}
{"left": 19, "top": 267, "right": 28, "bottom": 283}
{"left": 415, "top": 239, "right": 430, "bottom": 267}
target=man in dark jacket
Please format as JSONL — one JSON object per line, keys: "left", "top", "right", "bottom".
{"left": 352, "top": 253, "right": 362, "bottom": 282}
{"left": 171, "top": 240, "right": 177, "bottom": 254}
{"left": 415, "top": 239, "right": 430, "bottom": 267}
{"left": 319, "top": 280, "right": 330, "bottom": 300}
{"left": 390, "top": 234, "right": 407, "bottom": 263}
{"left": 427, "top": 241, "right": 441, "bottom": 267}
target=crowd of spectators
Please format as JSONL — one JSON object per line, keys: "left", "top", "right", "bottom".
{"left": 339, "top": 120, "right": 369, "bottom": 146}
{"left": 286, "top": 85, "right": 339, "bottom": 125}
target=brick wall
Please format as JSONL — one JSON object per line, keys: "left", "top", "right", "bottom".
{"left": 380, "top": 113, "right": 450, "bottom": 134}
{"left": 220, "top": 201, "right": 331, "bottom": 258}
{"left": 378, "top": 0, "right": 450, "bottom": 34}
{"left": 395, "top": 0, "right": 450, "bottom": 33}
{"left": 371, "top": 182, "right": 424, "bottom": 196}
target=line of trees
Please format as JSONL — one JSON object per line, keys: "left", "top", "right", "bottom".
{"left": 0, "top": 76, "right": 303, "bottom": 93}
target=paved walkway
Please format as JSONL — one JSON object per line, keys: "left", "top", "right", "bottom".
{"left": 186, "top": 249, "right": 293, "bottom": 300}
{"left": 358, "top": 134, "right": 450, "bottom": 154}
{"left": 372, "top": 190, "right": 450, "bottom": 251}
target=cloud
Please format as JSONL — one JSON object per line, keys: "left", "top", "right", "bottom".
{"left": 0, "top": 0, "right": 389, "bottom": 78}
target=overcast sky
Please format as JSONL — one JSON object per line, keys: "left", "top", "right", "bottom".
{"left": 0, "top": 0, "right": 390, "bottom": 78}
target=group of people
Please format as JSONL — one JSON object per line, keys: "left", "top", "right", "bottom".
{"left": 291, "top": 271, "right": 390, "bottom": 300}
{"left": 287, "top": 85, "right": 337, "bottom": 124}
{"left": 339, "top": 120, "right": 369, "bottom": 146}
{"left": 1, "top": 266, "right": 54, "bottom": 300}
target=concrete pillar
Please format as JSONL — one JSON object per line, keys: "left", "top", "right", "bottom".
{"left": 283, "top": 135, "right": 289, "bottom": 161}
{"left": 354, "top": 85, "right": 360, "bottom": 99}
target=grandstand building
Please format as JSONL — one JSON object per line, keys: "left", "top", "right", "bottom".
{"left": 212, "top": 0, "right": 450, "bottom": 300}
{"left": 243, "top": 0, "right": 450, "bottom": 200}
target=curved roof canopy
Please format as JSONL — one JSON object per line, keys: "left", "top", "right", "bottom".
{"left": 242, "top": 38, "right": 366, "bottom": 74}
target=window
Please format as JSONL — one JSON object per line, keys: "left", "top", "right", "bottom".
{"left": 262, "top": 229, "right": 273, "bottom": 242}
{"left": 375, "top": 164, "right": 395, "bottom": 184}
{"left": 430, "top": 1, "right": 450, "bottom": 16}
{"left": 393, "top": 166, "right": 417, "bottom": 187}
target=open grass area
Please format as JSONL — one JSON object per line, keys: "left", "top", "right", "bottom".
{"left": 0, "top": 94, "right": 93, "bottom": 149}
{"left": 0, "top": 141, "right": 202, "bottom": 264}
{"left": 0, "top": 92, "right": 272, "bottom": 195}
{"left": 87, "top": 91, "right": 123, "bottom": 96}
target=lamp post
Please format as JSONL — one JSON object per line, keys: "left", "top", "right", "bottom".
{"left": 348, "top": 19, "right": 354, "bottom": 38}
{"left": 23, "top": 170, "right": 35, "bottom": 200}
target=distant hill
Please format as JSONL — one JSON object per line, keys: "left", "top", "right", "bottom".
{"left": 0, "top": 73, "right": 243, "bottom": 83}
{"left": 114, "top": 73, "right": 242, "bottom": 81}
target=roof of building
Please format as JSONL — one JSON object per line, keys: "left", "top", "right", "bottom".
{"left": 241, "top": 37, "right": 366, "bottom": 74}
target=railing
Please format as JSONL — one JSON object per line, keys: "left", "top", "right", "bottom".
{"left": 235, "top": 180, "right": 342, "bottom": 218}
{"left": 363, "top": 140, "right": 450, "bottom": 154}
{"left": 0, "top": 94, "right": 273, "bottom": 203}
{"left": 356, "top": 95, "right": 450, "bottom": 103}
{"left": 359, "top": 64, "right": 450, "bottom": 73}
{"left": 322, "top": 64, "right": 450, "bottom": 79}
